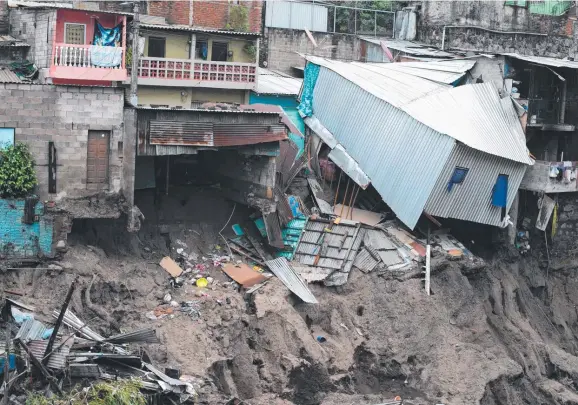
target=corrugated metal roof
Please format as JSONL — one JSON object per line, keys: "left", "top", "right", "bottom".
{"left": 255, "top": 68, "right": 303, "bottom": 95}
{"left": 503, "top": 53, "right": 578, "bottom": 69}
{"left": 359, "top": 37, "right": 456, "bottom": 58}
{"left": 15, "top": 319, "right": 48, "bottom": 342}
{"left": 308, "top": 57, "right": 533, "bottom": 165}
{"left": 306, "top": 55, "right": 450, "bottom": 108}
{"left": 311, "top": 66, "right": 455, "bottom": 229}
{"left": 135, "top": 105, "right": 281, "bottom": 114}
{"left": 0, "top": 35, "right": 29, "bottom": 47}
{"left": 353, "top": 59, "right": 475, "bottom": 85}
{"left": 9, "top": 0, "right": 133, "bottom": 15}
{"left": 403, "top": 83, "right": 534, "bottom": 165}
{"left": 140, "top": 23, "right": 260, "bottom": 37}
{"left": 265, "top": 257, "right": 318, "bottom": 304}
{"left": 0, "top": 68, "right": 24, "bottom": 83}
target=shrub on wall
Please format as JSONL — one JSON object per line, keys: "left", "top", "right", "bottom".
{"left": 227, "top": 4, "right": 249, "bottom": 32}
{"left": 0, "top": 143, "right": 37, "bottom": 198}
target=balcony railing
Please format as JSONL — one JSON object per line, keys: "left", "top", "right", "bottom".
{"left": 519, "top": 160, "right": 578, "bottom": 193}
{"left": 133, "top": 57, "right": 258, "bottom": 90}
{"left": 49, "top": 43, "right": 127, "bottom": 82}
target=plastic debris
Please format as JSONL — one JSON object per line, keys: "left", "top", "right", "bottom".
{"left": 196, "top": 278, "right": 208, "bottom": 288}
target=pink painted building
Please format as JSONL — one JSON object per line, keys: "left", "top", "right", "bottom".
{"left": 50, "top": 9, "right": 127, "bottom": 84}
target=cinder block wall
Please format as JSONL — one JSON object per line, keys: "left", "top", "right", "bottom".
{"left": 9, "top": 9, "right": 56, "bottom": 69}
{"left": 0, "top": 84, "right": 125, "bottom": 208}
{"left": 0, "top": 0, "right": 8, "bottom": 33}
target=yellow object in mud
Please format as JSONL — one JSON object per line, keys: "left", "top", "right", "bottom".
{"left": 196, "top": 277, "right": 208, "bottom": 288}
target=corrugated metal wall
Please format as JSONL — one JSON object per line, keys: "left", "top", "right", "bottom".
{"left": 425, "top": 144, "right": 527, "bottom": 226}
{"left": 366, "top": 43, "right": 387, "bottom": 63}
{"left": 265, "top": 0, "right": 328, "bottom": 32}
{"left": 137, "top": 110, "right": 283, "bottom": 156}
{"left": 312, "top": 67, "right": 455, "bottom": 229}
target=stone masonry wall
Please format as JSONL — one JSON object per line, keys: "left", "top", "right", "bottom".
{"left": 0, "top": 83, "right": 125, "bottom": 218}
{"left": 263, "top": 28, "right": 358, "bottom": 75}
{"left": 416, "top": 1, "right": 578, "bottom": 58}
{"left": 9, "top": 8, "right": 56, "bottom": 69}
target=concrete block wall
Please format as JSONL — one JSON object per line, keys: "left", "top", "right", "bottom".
{"left": 9, "top": 9, "right": 56, "bottom": 69}
{"left": 0, "top": 0, "right": 8, "bottom": 33}
{"left": 0, "top": 84, "right": 125, "bottom": 216}
{"left": 416, "top": 1, "right": 578, "bottom": 58}
{"left": 0, "top": 199, "right": 53, "bottom": 258}
{"left": 263, "top": 28, "right": 358, "bottom": 75}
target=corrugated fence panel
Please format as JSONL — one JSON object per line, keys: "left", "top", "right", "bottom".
{"left": 312, "top": 68, "right": 455, "bottom": 229}
{"left": 150, "top": 121, "right": 213, "bottom": 146}
{"left": 265, "top": 0, "right": 328, "bottom": 32}
{"left": 425, "top": 144, "right": 527, "bottom": 226}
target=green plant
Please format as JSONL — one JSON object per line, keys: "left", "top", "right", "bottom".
{"left": 227, "top": 4, "right": 249, "bottom": 32}
{"left": 243, "top": 43, "right": 257, "bottom": 62}
{"left": 0, "top": 142, "right": 37, "bottom": 198}
{"left": 125, "top": 46, "right": 132, "bottom": 67}
{"left": 25, "top": 380, "right": 147, "bottom": 405}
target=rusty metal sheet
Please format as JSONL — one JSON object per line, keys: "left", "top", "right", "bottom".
{"left": 213, "top": 123, "right": 287, "bottom": 147}
{"left": 275, "top": 187, "right": 294, "bottom": 226}
{"left": 149, "top": 120, "right": 213, "bottom": 146}
{"left": 264, "top": 211, "right": 284, "bottom": 249}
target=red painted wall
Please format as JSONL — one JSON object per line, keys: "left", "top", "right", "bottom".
{"left": 55, "top": 9, "right": 124, "bottom": 45}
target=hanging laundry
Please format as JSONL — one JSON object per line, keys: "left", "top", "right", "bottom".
{"left": 447, "top": 167, "right": 468, "bottom": 191}
{"left": 93, "top": 21, "right": 123, "bottom": 47}
{"left": 492, "top": 174, "right": 508, "bottom": 221}
{"left": 549, "top": 165, "right": 559, "bottom": 178}
{"left": 564, "top": 168, "right": 572, "bottom": 183}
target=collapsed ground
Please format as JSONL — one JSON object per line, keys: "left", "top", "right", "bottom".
{"left": 3, "top": 186, "right": 578, "bottom": 405}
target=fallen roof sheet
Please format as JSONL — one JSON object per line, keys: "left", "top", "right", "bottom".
{"left": 265, "top": 257, "right": 318, "bottom": 304}
{"left": 15, "top": 319, "right": 49, "bottom": 343}
{"left": 140, "top": 22, "right": 260, "bottom": 37}
{"left": 105, "top": 328, "right": 160, "bottom": 344}
{"left": 307, "top": 56, "right": 533, "bottom": 165}
{"left": 502, "top": 53, "right": 578, "bottom": 69}
{"left": 359, "top": 37, "right": 456, "bottom": 58}
{"left": 28, "top": 339, "right": 70, "bottom": 370}
{"left": 256, "top": 68, "right": 303, "bottom": 95}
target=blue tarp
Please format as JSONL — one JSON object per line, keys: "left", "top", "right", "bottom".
{"left": 297, "top": 63, "right": 320, "bottom": 118}
{"left": 93, "top": 21, "right": 122, "bottom": 47}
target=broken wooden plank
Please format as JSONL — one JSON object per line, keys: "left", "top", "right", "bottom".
{"left": 159, "top": 257, "right": 183, "bottom": 278}
{"left": 222, "top": 263, "right": 267, "bottom": 287}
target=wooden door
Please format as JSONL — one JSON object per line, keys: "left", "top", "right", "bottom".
{"left": 87, "top": 131, "right": 110, "bottom": 188}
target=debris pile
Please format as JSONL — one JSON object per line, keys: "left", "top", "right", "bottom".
{"left": 0, "top": 291, "right": 201, "bottom": 404}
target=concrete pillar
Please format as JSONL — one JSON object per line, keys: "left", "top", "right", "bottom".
{"left": 122, "top": 107, "right": 137, "bottom": 207}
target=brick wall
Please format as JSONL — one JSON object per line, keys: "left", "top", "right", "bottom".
{"left": 0, "top": 84, "right": 126, "bottom": 217}
{"left": 146, "top": 0, "right": 263, "bottom": 32}
{"left": 9, "top": 9, "right": 56, "bottom": 69}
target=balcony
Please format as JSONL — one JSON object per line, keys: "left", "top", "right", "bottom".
{"left": 133, "top": 57, "right": 258, "bottom": 90}
{"left": 519, "top": 160, "right": 578, "bottom": 193}
{"left": 50, "top": 43, "right": 127, "bottom": 82}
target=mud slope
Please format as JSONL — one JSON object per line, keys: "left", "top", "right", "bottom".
{"left": 5, "top": 217, "right": 578, "bottom": 404}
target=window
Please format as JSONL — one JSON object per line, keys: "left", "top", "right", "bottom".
{"left": 0, "top": 128, "right": 15, "bottom": 149}
{"left": 195, "top": 40, "right": 208, "bottom": 60}
{"left": 148, "top": 37, "right": 166, "bottom": 58}
{"left": 211, "top": 41, "right": 228, "bottom": 62}
{"left": 447, "top": 166, "right": 468, "bottom": 191}
{"left": 65, "top": 23, "right": 86, "bottom": 45}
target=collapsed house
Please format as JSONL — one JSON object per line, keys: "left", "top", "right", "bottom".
{"left": 299, "top": 56, "right": 535, "bottom": 230}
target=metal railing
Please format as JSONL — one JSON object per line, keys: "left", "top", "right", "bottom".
{"left": 136, "top": 57, "right": 257, "bottom": 84}
{"left": 53, "top": 43, "right": 125, "bottom": 69}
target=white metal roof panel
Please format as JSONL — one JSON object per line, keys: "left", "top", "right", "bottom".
{"left": 306, "top": 55, "right": 450, "bottom": 108}
{"left": 351, "top": 59, "right": 475, "bottom": 85}
{"left": 255, "top": 68, "right": 302, "bottom": 95}
{"left": 503, "top": 53, "right": 578, "bottom": 69}
{"left": 403, "top": 83, "right": 534, "bottom": 165}
{"left": 140, "top": 23, "right": 260, "bottom": 37}
{"left": 0, "top": 68, "right": 23, "bottom": 83}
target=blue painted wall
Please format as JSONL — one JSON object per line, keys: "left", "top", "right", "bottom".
{"left": 0, "top": 199, "right": 53, "bottom": 258}
{"left": 249, "top": 93, "right": 305, "bottom": 156}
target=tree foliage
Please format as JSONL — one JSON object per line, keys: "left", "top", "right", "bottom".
{"left": 227, "top": 4, "right": 249, "bottom": 32}
{"left": 0, "top": 142, "right": 37, "bottom": 198}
